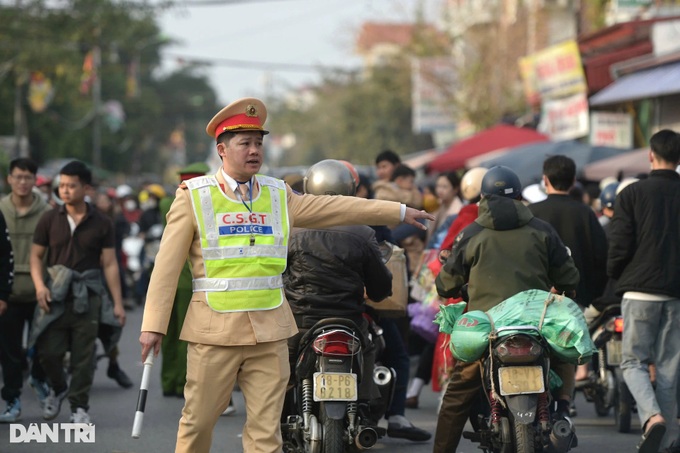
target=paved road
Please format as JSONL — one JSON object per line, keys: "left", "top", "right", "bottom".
{"left": 0, "top": 304, "right": 644, "bottom": 452}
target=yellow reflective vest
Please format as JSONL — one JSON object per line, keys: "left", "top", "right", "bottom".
{"left": 185, "top": 175, "right": 289, "bottom": 312}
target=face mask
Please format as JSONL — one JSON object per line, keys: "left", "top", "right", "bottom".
{"left": 124, "top": 200, "right": 137, "bottom": 211}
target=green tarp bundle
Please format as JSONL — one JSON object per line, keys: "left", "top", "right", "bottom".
{"left": 434, "top": 289, "right": 596, "bottom": 365}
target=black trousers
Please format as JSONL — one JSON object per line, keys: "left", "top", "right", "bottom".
{"left": 36, "top": 296, "right": 101, "bottom": 412}
{"left": 0, "top": 301, "right": 47, "bottom": 402}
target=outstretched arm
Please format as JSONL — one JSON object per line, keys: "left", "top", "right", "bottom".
{"left": 403, "top": 206, "right": 434, "bottom": 231}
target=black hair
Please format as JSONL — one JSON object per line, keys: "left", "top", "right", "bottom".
{"left": 216, "top": 130, "right": 264, "bottom": 145}
{"left": 390, "top": 164, "right": 416, "bottom": 181}
{"left": 9, "top": 157, "right": 38, "bottom": 175}
{"left": 216, "top": 131, "right": 237, "bottom": 145}
{"left": 59, "top": 160, "right": 92, "bottom": 186}
{"left": 543, "top": 155, "right": 575, "bottom": 191}
{"left": 438, "top": 171, "right": 461, "bottom": 190}
{"left": 357, "top": 173, "right": 374, "bottom": 198}
{"left": 375, "top": 150, "right": 401, "bottom": 165}
{"left": 650, "top": 129, "right": 680, "bottom": 164}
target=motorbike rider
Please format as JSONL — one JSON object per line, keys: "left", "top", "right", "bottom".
{"left": 283, "top": 159, "right": 389, "bottom": 403}
{"left": 282, "top": 159, "right": 430, "bottom": 439}
{"left": 433, "top": 165, "right": 580, "bottom": 453}
{"left": 583, "top": 181, "right": 621, "bottom": 327}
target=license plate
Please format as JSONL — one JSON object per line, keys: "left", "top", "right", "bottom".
{"left": 607, "top": 340, "right": 622, "bottom": 366}
{"left": 313, "top": 372, "right": 357, "bottom": 401}
{"left": 498, "top": 366, "right": 545, "bottom": 395}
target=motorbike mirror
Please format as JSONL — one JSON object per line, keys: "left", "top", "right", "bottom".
{"left": 377, "top": 241, "right": 393, "bottom": 264}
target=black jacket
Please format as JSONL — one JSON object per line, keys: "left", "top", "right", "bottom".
{"left": 283, "top": 225, "right": 392, "bottom": 328}
{"left": 529, "top": 194, "right": 607, "bottom": 306}
{"left": 0, "top": 211, "right": 13, "bottom": 302}
{"left": 608, "top": 170, "right": 680, "bottom": 297}
{"left": 436, "top": 195, "right": 579, "bottom": 312}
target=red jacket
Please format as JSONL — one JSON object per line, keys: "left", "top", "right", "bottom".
{"left": 439, "top": 203, "right": 479, "bottom": 252}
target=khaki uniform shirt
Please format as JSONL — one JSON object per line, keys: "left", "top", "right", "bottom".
{"left": 141, "top": 171, "right": 402, "bottom": 346}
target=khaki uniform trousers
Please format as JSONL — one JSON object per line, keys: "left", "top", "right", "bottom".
{"left": 176, "top": 339, "right": 289, "bottom": 453}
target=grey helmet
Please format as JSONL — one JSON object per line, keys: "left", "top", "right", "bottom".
{"left": 51, "top": 174, "right": 64, "bottom": 206}
{"left": 303, "top": 159, "right": 357, "bottom": 196}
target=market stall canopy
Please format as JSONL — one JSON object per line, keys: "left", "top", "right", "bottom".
{"left": 476, "top": 140, "right": 633, "bottom": 187}
{"left": 582, "top": 148, "right": 649, "bottom": 180}
{"left": 402, "top": 149, "right": 439, "bottom": 170}
{"left": 426, "top": 124, "right": 548, "bottom": 173}
{"left": 589, "top": 60, "right": 680, "bottom": 106}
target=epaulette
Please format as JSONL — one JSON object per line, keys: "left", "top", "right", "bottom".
{"left": 257, "top": 175, "right": 286, "bottom": 190}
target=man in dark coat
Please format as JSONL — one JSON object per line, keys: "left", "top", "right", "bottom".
{"left": 528, "top": 155, "right": 607, "bottom": 310}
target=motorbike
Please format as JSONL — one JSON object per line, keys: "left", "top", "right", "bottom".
{"left": 282, "top": 316, "right": 395, "bottom": 453}
{"left": 580, "top": 304, "right": 634, "bottom": 433}
{"left": 463, "top": 325, "right": 577, "bottom": 453}
{"left": 121, "top": 221, "right": 164, "bottom": 305}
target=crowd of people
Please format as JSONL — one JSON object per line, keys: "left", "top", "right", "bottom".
{"left": 0, "top": 157, "right": 191, "bottom": 424}
{"left": 1, "top": 95, "right": 679, "bottom": 453}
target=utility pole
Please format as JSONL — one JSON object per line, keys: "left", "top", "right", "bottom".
{"left": 92, "top": 45, "right": 102, "bottom": 169}
{"left": 12, "top": 0, "right": 25, "bottom": 159}
{"left": 13, "top": 68, "right": 25, "bottom": 159}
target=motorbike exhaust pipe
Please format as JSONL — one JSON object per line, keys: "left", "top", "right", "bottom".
{"left": 354, "top": 427, "right": 378, "bottom": 450}
{"left": 373, "top": 365, "right": 392, "bottom": 386}
{"left": 549, "top": 418, "right": 576, "bottom": 453}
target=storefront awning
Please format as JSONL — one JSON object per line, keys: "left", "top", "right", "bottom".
{"left": 589, "top": 61, "right": 680, "bottom": 106}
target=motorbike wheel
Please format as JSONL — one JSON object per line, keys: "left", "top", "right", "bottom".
{"left": 499, "top": 417, "right": 513, "bottom": 453}
{"left": 594, "top": 369, "right": 613, "bottom": 416}
{"left": 614, "top": 369, "right": 632, "bottom": 433}
{"left": 321, "top": 408, "right": 345, "bottom": 453}
{"left": 512, "top": 422, "right": 535, "bottom": 453}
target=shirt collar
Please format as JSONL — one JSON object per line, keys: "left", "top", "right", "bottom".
{"left": 57, "top": 202, "right": 93, "bottom": 217}
{"left": 220, "top": 168, "right": 254, "bottom": 193}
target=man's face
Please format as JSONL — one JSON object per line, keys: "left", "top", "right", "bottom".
{"left": 376, "top": 161, "right": 397, "bottom": 181}
{"left": 219, "top": 131, "right": 264, "bottom": 181}
{"left": 7, "top": 168, "right": 36, "bottom": 197}
{"left": 58, "top": 174, "right": 88, "bottom": 206}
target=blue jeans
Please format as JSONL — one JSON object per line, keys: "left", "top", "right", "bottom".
{"left": 621, "top": 297, "right": 680, "bottom": 449}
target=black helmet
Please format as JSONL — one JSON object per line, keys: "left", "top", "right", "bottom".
{"left": 599, "top": 182, "right": 619, "bottom": 209}
{"left": 303, "top": 159, "right": 357, "bottom": 196}
{"left": 480, "top": 166, "right": 522, "bottom": 199}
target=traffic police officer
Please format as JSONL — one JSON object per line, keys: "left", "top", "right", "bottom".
{"left": 139, "top": 97, "right": 434, "bottom": 453}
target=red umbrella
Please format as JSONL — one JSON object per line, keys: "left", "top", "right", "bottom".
{"left": 427, "top": 124, "right": 548, "bottom": 173}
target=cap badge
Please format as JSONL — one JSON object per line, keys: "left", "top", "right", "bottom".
{"left": 245, "top": 104, "right": 258, "bottom": 117}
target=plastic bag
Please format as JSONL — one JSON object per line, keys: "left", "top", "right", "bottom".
{"left": 435, "top": 290, "right": 595, "bottom": 364}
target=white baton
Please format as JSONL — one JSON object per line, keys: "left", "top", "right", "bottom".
{"left": 131, "top": 353, "right": 154, "bottom": 439}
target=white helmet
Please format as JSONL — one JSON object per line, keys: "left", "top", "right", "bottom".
{"left": 116, "top": 184, "right": 133, "bottom": 199}
{"left": 460, "top": 167, "right": 488, "bottom": 201}
{"left": 598, "top": 176, "right": 618, "bottom": 192}
{"left": 616, "top": 177, "right": 638, "bottom": 196}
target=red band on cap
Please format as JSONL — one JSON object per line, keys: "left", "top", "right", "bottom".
{"left": 215, "top": 113, "right": 263, "bottom": 138}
